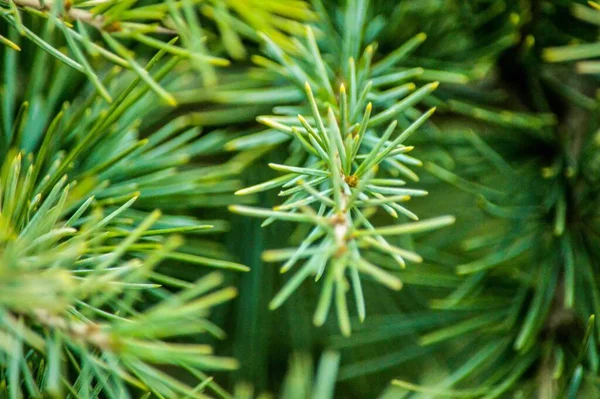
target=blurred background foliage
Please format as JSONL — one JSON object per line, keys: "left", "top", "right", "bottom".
{"left": 1, "top": 0, "right": 600, "bottom": 398}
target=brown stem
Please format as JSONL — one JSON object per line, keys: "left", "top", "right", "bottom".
{"left": 9, "top": 0, "right": 106, "bottom": 29}
{"left": 6, "top": 0, "right": 175, "bottom": 33}
{"left": 32, "top": 309, "right": 113, "bottom": 351}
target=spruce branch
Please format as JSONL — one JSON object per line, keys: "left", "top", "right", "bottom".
{"left": 0, "top": 33, "right": 249, "bottom": 397}
{"left": 360, "top": 55, "right": 599, "bottom": 398}
{"left": 229, "top": 6, "right": 454, "bottom": 334}
{"left": 0, "top": 0, "right": 317, "bottom": 93}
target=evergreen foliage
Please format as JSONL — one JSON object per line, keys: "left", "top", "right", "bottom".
{"left": 0, "top": 0, "right": 599, "bottom": 398}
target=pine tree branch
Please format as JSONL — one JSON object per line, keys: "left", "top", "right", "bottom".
{"left": 229, "top": 15, "right": 453, "bottom": 335}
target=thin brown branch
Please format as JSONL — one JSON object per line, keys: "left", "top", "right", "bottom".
{"left": 6, "top": 0, "right": 175, "bottom": 34}
{"left": 9, "top": 0, "right": 106, "bottom": 29}
{"left": 32, "top": 309, "right": 114, "bottom": 351}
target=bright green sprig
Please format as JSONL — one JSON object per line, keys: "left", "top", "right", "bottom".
{"left": 223, "top": 0, "right": 456, "bottom": 336}
{"left": 0, "top": 150, "right": 240, "bottom": 398}
{"left": 0, "top": 35, "right": 248, "bottom": 397}
{"left": 0, "top": 0, "right": 317, "bottom": 95}
{"left": 0, "top": 0, "right": 224, "bottom": 101}
{"left": 231, "top": 81, "right": 454, "bottom": 336}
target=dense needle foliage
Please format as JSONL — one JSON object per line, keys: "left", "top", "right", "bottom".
{"left": 0, "top": 0, "right": 599, "bottom": 398}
